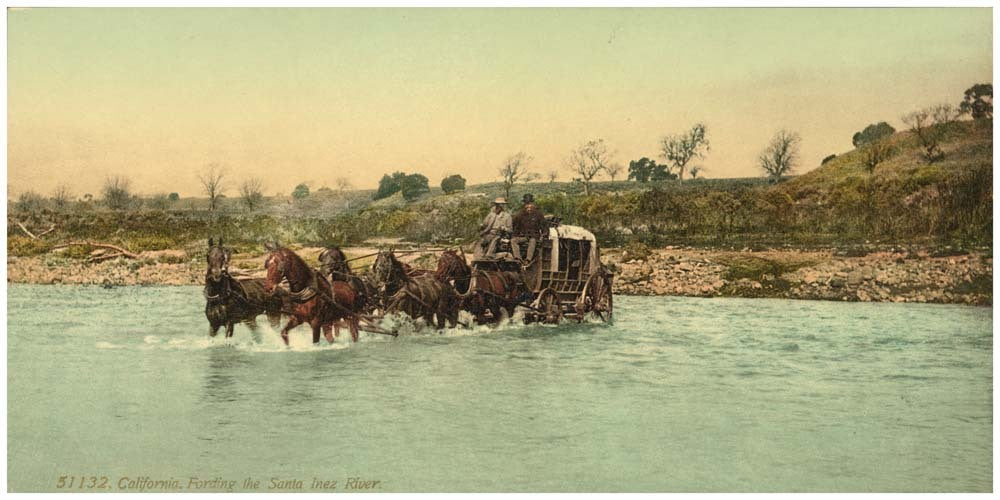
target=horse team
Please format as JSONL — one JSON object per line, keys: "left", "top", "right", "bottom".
{"left": 204, "top": 239, "right": 528, "bottom": 345}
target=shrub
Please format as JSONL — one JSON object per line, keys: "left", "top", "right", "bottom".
{"left": 9, "top": 236, "right": 50, "bottom": 256}
{"left": 124, "top": 235, "right": 181, "bottom": 253}
{"left": 852, "top": 122, "right": 896, "bottom": 147}
{"left": 63, "top": 244, "right": 94, "bottom": 259}
{"left": 292, "top": 184, "right": 310, "bottom": 200}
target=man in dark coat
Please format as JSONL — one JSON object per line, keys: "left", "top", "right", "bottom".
{"left": 511, "top": 193, "right": 546, "bottom": 262}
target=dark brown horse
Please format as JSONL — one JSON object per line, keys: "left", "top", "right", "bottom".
{"left": 318, "top": 246, "right": 378, "bottom": 314}
{"left": 263, "top": 244, "right": 362, "bottom": 345}
{"left": 372, "top": 249, "right": 458, "bottom": 329}
{"left": 204, "top": 238, "right": 288, "bottom": 338}
{"left": 434, "top": 249, "right": 527, "bottom": 325}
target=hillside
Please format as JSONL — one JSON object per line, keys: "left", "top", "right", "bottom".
{"left": 7, "top": 119, "right": 991, "bottom": 258}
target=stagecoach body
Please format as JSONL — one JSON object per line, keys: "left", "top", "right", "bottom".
{"left": 472, "top": 223, "right": 614, "bottom": 324}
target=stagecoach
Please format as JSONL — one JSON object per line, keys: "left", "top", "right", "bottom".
{"left": 471, "top": 219, "right": 614, "bottom": 324}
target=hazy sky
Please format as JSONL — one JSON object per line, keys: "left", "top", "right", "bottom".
{"left": 8, "top": 8, "right": 993, "bottom": 198}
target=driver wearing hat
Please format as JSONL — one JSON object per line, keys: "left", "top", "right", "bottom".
{"left": 476, "top": 197, "right": 512, "bottom": 257}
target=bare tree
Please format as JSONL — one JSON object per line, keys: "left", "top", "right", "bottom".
{"left": 606, "top": 162, "right": 623, "bottom": 182}
{"left": 758, "top": 130, "right": 800, "bottom": 183}
{"left": 568, "top": 139, "right": 613, "bottom": 195}
{"left": 499, "top": 151, "right": 538, "bottom": 201}
{"left": 51, "top": 184, "right": 73, "bottom": 209}
{"left": 15, "top": 190, "right": 45, "bottom": 213}
{"left": 147, "top": 193, "right": 172, "bottom": 210}
{"left": 931, "top": 103, "right": 960, "bottom": 125}
{"left": 198, "top": 163, "right": 226, "bottom": 211}
{"left": 547, "top": 169, "right": 559, "bottom": 183}
{"left": 102, "top": 175, "right": 134, "bottom": 211}
{"left": 689, "top": 165, "right": 705, "bottom": 179}
{"left": 902, "top": 109, "right": 943, "bottom": 162}
{"left": 660, "top": 123, "right": 710, "bottom": 184}
{"left": 239, "top": 177, "right": 264, "bottom": 211}
{"left": 335, "top": 177, "right": 353, "bottom": 192}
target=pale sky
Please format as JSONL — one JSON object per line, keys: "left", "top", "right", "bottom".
{"left": 8, "top": 8, "right": 993, "bottom": 198}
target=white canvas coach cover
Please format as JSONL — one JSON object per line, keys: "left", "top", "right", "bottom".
{"left": 548, "top": 224, "right": 599, "bottom": 274}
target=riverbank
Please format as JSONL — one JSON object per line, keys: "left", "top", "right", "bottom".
{"left": 603, "top": 246, "right": 992, "bottom": 306}
{"left": 6, "top": 245, "right": 992, "bottom": 305}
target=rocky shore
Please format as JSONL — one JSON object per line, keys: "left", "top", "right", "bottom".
{"left": 7, "top": 245, "right": 993, "bottom": 306}
{"left": 604, "top": 247, "right": 992, "bottom": 306}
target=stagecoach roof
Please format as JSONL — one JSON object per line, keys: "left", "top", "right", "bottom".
{"left": 548, "top": 224, "right": 596, "bottom": 242}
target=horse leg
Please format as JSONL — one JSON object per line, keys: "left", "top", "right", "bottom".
{"left": 208, "top": 321, "right": 221, "bottom": 337}
{"left": 311, "top": 320, "right": 322, "bottom": 345}
{"left": 280, "top": 317, "right": 301, "bottom": 346}
{"left": 225, "top": 321, "right": 235, "bottom": 338}
{"left": 489, "top": 301, "right": 503, "bottom": 325}
{"left": 323, "top": 323, "right": 335, "bottom": 344}
{"left": 349, "top": 316, "right": 359, "bottom": 342}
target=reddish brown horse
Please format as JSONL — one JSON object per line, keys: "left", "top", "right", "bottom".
{"left": 263, "top": 244, "right": 363, "bottom": 345}
{"left": 318, "top": 246, "right": 378, "bottom": 314}
{"left": 434, "top": 249, "right": 527, "bottom": 325}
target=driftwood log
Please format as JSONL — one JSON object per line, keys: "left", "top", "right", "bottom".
{"left": 15, "top": 221, "right": 55, "bottom": 240}
{"left": 50, "top": 241, "right": 140, "bottom": 262}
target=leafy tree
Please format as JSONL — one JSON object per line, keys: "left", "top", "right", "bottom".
{"left": 959, "top": 83, "right": 992, "bottom": 120}
{"left": 758, "top": 130, "right": 800, "bottom": 183}
{"left": 651, "top": 164, "right": 677, "bottom": 181}
{"left": 568, "top": 139, "right": 612, "bottom": 195}
{"left": 168, "top": 192, "right": 180, "bottom": 202}
{"left": 400, "top": 174, "right": 429, "bottom": 200}
{"left": 374, "top": 171, "right": 408, "bottom": 200}
{"left": 629, "top": 157, "right": 677, "bottom": 182}
{"left": 689, "top": 165, "right": 704, "bottom": 179}
{"left": 441, "top": 174, "right": 466, "bottom": 194}
{"left": 851, "top": 122, "right": 895, "bottom": 148}
{"left": 628, "top": 157, "right": 656, "bottom": 182}
{"left": 292, "top": 183, "right": 310, "bottom": 200}
{"left": 660, "top": 123, "right": 709, "bottom": 184}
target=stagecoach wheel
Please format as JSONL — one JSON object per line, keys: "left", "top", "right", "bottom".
{"left": 537, "top": 288, "right": 562, "bottom": 324}
{"left": 580, "top": 269, "right": 614, "bottom": 322}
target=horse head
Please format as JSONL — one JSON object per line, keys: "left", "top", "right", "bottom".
{"left": 372, "top": 249, "right": 402, "bottom": 294}
{"left": 206, "top": 237, "right": 231, "bottom": 283}
{"left": 434, "top": 250, "right": 469, "bottom": 281}
{"left": 262, "top": 245, "right": 289, "bottom": 295}
{"left": 319, "top": 246, "right": 349, "bottom": 279}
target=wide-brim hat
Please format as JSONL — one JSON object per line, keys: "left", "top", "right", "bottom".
{"left": 494, "top": 197, "right": 507, "bottom": 204}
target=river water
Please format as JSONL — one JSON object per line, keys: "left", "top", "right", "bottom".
{"left": 7, "top": 284, "right": 992, "bottom": 492}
